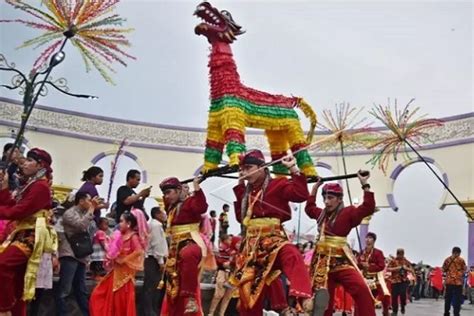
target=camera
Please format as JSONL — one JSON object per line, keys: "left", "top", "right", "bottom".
{"left": 399, "top": 267, "right": 406, "bottom": 277}
{"left": 0, "top": 161, "right": 8, "bottom": 171}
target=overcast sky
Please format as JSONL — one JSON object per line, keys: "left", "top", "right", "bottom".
{"left": 0, "top": 0, "right": 472, "bottom": 266}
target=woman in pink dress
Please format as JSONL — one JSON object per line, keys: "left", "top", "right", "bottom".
{"left": 89, "top": 209, "right": 147, "bottom": 316}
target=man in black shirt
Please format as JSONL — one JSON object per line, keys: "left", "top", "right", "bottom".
{"left": 115, "top": 169, "right": 151, "bottom": 223}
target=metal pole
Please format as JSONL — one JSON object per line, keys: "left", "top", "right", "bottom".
{"left": 339, "top": 140, "right": 363, "bottom": 252}
{"left": 297, "top": 204, "right": 302, "bottom": 244}
{"left": 404, "top": 139, "right": 473, "bottom": 220}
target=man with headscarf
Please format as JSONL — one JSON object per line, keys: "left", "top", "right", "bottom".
{"left": 0, "top": 148, "right": 57, "bottom": 316}
{"left": 229, "top": 149, "right": 313, "bottom": 316}
{"left": 305, "top": 172, "right": 376, "bottom": 316}
{"left": 159, "top": 176, "right": 208, "bottom": 316}
{"left": 357, "top": 232, "right": 390, "bottom": 316}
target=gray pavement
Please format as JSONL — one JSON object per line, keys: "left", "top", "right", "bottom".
{"left": 332, "top": 299, "right": 474, "bottom": 315}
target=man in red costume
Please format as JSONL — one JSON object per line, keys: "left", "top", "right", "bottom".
{"left": 229, "top": 149, "right": 313, "bottom": 316}
{"left": 159, "top": 176, "right": 208, "bottom": 316}
{"left": 387, "top": 248, "right": 414, "bottom": 315}
{"left": 208, "top": 234, "right": 233, "bottom": 316}
{"left": 0, "top": 148, "right": 57, "bottom": 316}
{"left": 357, "top": 232, "right": 390, "bottom": 316}
{"left": 305, "top": 173, "right": 376, "bottom": 316}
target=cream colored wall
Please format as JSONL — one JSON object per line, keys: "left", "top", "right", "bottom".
{"left": 2, "top": 125, "right": 472, "bottom": 208}
{"left": 0, "top": 126, "right": 203, "bottom": 193}
{"left": 314, "top": 143, "right": 473, "bottom": 207}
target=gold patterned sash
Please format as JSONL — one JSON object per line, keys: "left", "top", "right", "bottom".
{"left": 229, "top": 217, "right": 288, "bottom": 309}
{"left": 0, "top": 209, "right": 57, "bottom": 301}
{"left": 311, "top": 234, "right": 375, "bottom": 302}
{"left": 165, "top": 222, "right": 207, "bottom": 300}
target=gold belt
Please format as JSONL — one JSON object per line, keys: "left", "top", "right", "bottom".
{"left": 316, "top": 236, "right": 348, "bottom": 258}
{"left": 169, "top": 223, "right": 199, "bottom": 235}
{"left": 245, "top": 218, "right": 282, "bottom": 237}
{"left": 169, "top": 223, "right": 199, "bottom": 243}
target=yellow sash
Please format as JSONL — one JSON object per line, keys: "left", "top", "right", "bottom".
{"left": 0, "top": 209, "right": 58, "bottom": 301}
{"left": 169, "top": 223, "right": 207, "bottom": 258}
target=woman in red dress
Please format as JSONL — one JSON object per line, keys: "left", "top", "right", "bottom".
{"left": 90, "top": 209, "right": 147, "bottom": 316}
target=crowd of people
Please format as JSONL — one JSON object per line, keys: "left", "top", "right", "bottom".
{"left": 0, "top": 144, "right": 472, "bottom": 316}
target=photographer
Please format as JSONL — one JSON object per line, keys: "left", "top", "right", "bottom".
{"left": 387, "top": 248, "right": 415, "bottom": 315}
{"left": 1, "top": 143, "right": 22, "bottom": 191}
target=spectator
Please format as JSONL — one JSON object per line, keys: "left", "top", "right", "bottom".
{"left": 1, "top": 142, "right": 22, "bottom": 191}
{"left": 90, "top": 217, "right": 111, "bottom": 281}
{"left": 115, "top": 169, "right": 150, "bottom": 223}
{"left": 77, "top": 166, "right": 109, "bottom": 224}
{"left": 56, "top": 192, "right": 97, "bottom": 316}
{"left": 442, "top": 247, "right": 467, "bottom": 316}
{"left": 218, "top": 204, "right": 230, "bottom": 238}
{"left": 143, "top": 207, "right": 168, "bottom": 316}
{"left": 209, "top": 210, "right": 217, "bottom": 245}
{"left": 468, "top": 265, "right": 474, "bottom": 304}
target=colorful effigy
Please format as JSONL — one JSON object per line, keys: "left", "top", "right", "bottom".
{"left": 194, "top": 2, "right": 318, "bottom": 176}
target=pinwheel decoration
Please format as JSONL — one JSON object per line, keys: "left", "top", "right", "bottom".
{"left": 2, "top": 0, "right": 135, "bottom": 83}
{"left": 368, "top": 99, "right": 472, "bottom": 220}
{"left": 367, "top": 98, "right": 443, "bottom": 174}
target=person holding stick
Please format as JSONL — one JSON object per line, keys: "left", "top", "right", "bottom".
{"left": 229, "top": 149, "right": 313, "bottom": 316}
{"left": 305, "top": 171, "right": 376, "bottom": 316}
{"left": 0, "top": 148, "right": 57, "bottom": 316}
{"left": 357, "top": 232, "right": 390, "bottom": 316}
{"left": 159, "top": 176, "right": 208, "bottom": 316}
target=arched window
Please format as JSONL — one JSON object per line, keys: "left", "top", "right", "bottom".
{"left": 370, "top": 157, "right": 466, "bottom": 264}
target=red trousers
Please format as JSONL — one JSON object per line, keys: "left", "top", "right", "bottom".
{"left": 161, "top": 243, "right": 202, "bottom": 316}
{"left": 0, "top": 245, "right": 28, "bottom": 315}
{"left": 334, "top": 285, "right": 353, "bottom": 313}
{"left": 325, "top": 268, "right": 375, "bottom": 316}
{"left": 374, "top": 284, "right": 390, "bottom": 315}
{"left": 239, "top": 244, "right": 312, "bottom": 316}
{"left": 354, "top": 284, "right": 390, "bottom": 316}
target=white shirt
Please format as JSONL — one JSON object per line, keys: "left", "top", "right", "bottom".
{"left": 147, "top": 219, "right": 169, "bottom": 264}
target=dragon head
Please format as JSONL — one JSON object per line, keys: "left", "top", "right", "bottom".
{"left": 194, "top": 2, "right": 244, "bottom": 44}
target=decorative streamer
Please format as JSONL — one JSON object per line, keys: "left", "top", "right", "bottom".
{"left": 367, "top": 98, "right": 443, "bottom": 174}
{"left": 368, "top": 99, "right": 472, "bottom": 220}
{"left": 1, "top": 0, "right": 135, "bottom": 84}
{"left": 315, "top": 102, "right": 376, "bottom": 251}
{"left": 107, "top": 138, "right": 128, "bottom": 204}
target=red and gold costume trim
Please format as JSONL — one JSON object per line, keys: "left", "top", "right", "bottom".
{"left": 111, "top": 234, "right": 144, "bottom": 291}
{"left": 0, "top": 209, "right": 57, "bottom": 301}
{"left": 228, "top": 217, "right": 288, "bottom": 309}
{"left": 165, "top": 222, "right": 206, "bottom": 300}
{"left": 359, "top": 249, "right": 390, "bottom": 296}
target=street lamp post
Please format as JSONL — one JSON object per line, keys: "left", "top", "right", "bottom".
{"left": 0, "top": 32, "right": 97, "bottom": 167}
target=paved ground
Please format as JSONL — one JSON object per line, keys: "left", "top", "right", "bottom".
{"left": 332, "top": 299, "right": 474, "bottom": 315}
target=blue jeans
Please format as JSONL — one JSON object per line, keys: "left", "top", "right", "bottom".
{"left": 56, "top": 257, "right": 89, "bottom": 316}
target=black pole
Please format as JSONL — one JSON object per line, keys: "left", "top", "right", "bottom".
{"left": 5, "top": 38, "right": 69, "bottom": 165}
{"left": 339, "top": 140, "right": 363, "bottom": 252}
{"left": 404, "top": 139, "right": 473, "bottom": 221}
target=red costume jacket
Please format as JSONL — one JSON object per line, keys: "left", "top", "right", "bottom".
{"left": 357, "top": 247, "right": 386, "bottom": 274}
{"left": 387, "top": 257, "right": 412, "bottom": 284}
{"left": 167, "top": 189, "right": 208, "bottom": 225}
{"left": 305, "top": 191, "right": 375, "bottom": 236}
{"left": 216, "top": 241, "right": 235, "bottom": 269}
{"left": 0, "top": 179, "right": 51, "bottom": 220}
{"left": 233, "top": 173, "right": 309, "bottom": 223}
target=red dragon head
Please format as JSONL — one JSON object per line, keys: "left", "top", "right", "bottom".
{"left": 194, "top": 2, "right": 245, "bottom": 44}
